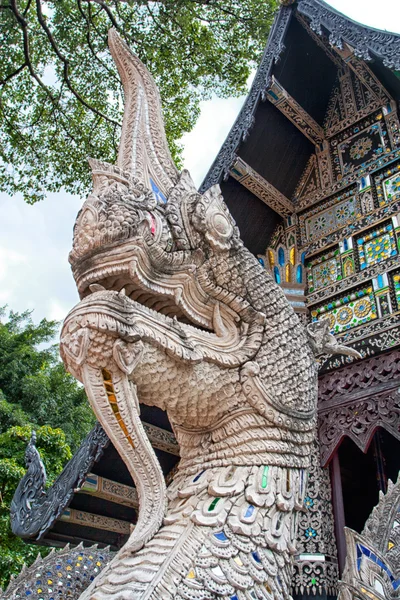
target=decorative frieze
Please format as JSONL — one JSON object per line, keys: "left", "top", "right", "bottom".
{"left": 230, "top": 157, "right": 295, "bottom": 217}
{"left": 79, "top": 473, "right": 139, "bottom": 508}
{"left": 318, "top": 390, "right": 400, "bottom": 466}
{"left": 311, "top": 285, "right": 378, "bottom": 335}
{"left": 142, "top": 422, "right": 179, "bottom": 456}
{"left": 296, "top": 148, "right": 400, "bottom": 211}
{"left": 298, "top": 186, "right": 358, "bottom": 245}
{"left": 317, "top": 350, "right": 400, "bottom": 463}
{"left": 320, "top": 317, "right": 400, "bottom": 372}
{"left": 60, "top": 508, "right": 131, "bottom": 535}
{"left": 265, "top": 76, "right": 325, "bottom": 145}
{"left": 304, "top": 200, "right": 400, "bottom": 257}
{"left": 318, "top": 349, "right": 400, "bottom": 408}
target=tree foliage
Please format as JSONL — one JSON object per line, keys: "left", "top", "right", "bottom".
{"left": 0, "top": 0, "right": 278, "bottom": 203}
{"left": 0, "top": 308, "right": 95, "bottom": 449}
{"left": 0, "top": 308, "right": 95, "bottom": 589}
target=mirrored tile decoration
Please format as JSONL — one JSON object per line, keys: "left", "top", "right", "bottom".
{"left": 393, "top": 273, "right": 400, "bottom": 310}
{"left": 357, "top": 222, "right": 397, "bottom": 269}
{"left": 375, "top": 161, "right": 400, "bottom": 207}
{"left": 311, "top": 286, "right": 377, "bottom": 334}
{"left": 299, "top": 187, "right": 359, "bottom": 244}
{"left": 306, "top": 248, "right": 342, "bottom": 293}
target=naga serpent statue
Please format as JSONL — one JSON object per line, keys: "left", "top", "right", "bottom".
{"left": 58, "top": 30, "right": 359, "bottom": 600}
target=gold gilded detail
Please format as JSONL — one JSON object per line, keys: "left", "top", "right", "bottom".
{"left": 102, "top": 369, "right": 135, "bottom": 448}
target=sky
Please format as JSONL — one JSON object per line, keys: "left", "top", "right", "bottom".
{"left": 1, "top": 0, "right": 400, "bottom": 328}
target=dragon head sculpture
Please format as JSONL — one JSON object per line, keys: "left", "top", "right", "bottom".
{"left": 60, "top": 30, "right": 359, "bottom": 600}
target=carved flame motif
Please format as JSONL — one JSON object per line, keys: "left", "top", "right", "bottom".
{"left": 59, "top": 29, "right": 357, "bottom": 600}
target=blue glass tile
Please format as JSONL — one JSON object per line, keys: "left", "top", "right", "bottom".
{"left": 25, "top": 592, "right": 32, "bottom": 596}
{"left": 244, "top": 504, "right": 255, "bottom": 519}
{"left": 357, "top": 558, "right": 361, "bottom": 571}
{"left": 377, "top": 274, "right": 384, "bottom": 288}
{"left": 360, "top": 545, "right": 371, "bottom": 557}
{"left": 296, "top": 265, "right": 302, "bottom": 284}
{"left": 370, "top": 553, "right": 378, "bottom": 563}
{"left": 214, "top": 531, "right": 228, "bottom": 542}
{"left": 252, "top": 552, "right": 262, "bottom": 564}
{"left": 274, "top": 267, "right": 281, "bottom": 284}
{"left": 230, "top": 596, "right": 239, "bottom": 600}
{"left": 193, "top": 470, "right": 205, "bottom": 482}
{"left": 258, "top": 258, "right": 265, "bottom": 267}
{"left": 392, "top": 579, "right": 400, "bottom": 590}
{"left": 278, "top": 248, "right": 285, "bottom": 266}
{"left": 150, "top": 178, "right": 167, "bottom": 204}
{"left": 301, "top": 252, "right": 306, "bottom": 265}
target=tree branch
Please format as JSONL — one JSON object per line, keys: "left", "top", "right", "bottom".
{"left": 0, "top": 62, "right": 27, "bottom": 85}
{"left": 35, "top": 0, "right": 121, "bottom": 127}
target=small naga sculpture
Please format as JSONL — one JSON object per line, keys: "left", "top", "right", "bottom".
{"left": 59, "top": 30, "right": 358, "bottom": 600}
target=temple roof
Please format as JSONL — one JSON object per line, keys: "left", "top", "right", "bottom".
{"left": 201, "top": 0, "right": 400, "bottom": 254}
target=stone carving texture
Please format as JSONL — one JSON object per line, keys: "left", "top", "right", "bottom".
{"left": 56, "top": 28, "right": 357, "bottom": 600}
{"left": 339, "top": 475, "right": 400, "bottom": 600}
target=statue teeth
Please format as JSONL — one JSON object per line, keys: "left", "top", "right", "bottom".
{"left": 89, "top": 283, "right": 106, "bottom": 293}
{"left": 212, "top": 302, "right": 226, "bottom": 338}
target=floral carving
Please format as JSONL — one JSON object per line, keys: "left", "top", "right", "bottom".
{"left": 349, "top": 136, "right": 372, "bottom": 160}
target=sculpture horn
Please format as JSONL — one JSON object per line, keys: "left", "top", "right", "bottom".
{"left": 108, "top": 28, "right": 179, "bottom": 198}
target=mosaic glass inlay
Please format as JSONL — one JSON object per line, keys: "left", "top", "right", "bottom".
{"left": 357, "top": 223, "right": 397, "bottom": 269}
{"left": 306, "top": 248, "right": 341, "bottom": 293}
{"left": 393, "top": 274, "right": 400, "bottom": 309}
{"left": 375, "top": 162, "right": 400, "bottom": 207}
{"left": 312, "top": 258, "right": 340, "bottom": 289}
{"left": 330, "top": 111, "right": 390, "bottom": 179}
{"left": 302, "top": 191, "right": 358, "bottom": 243}
{"left": 306, "top": 196, "right": 357, "bottom": 240}
{"left": 383, "top": 171, "right": 400, "bottom": 204}
{"left": 311, "top": 286, "right": 377, "bottom": 334}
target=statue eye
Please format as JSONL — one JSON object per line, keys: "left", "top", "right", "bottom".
{"left": 210, "top": 212, "right": 231, "bottom": 238}
{"left": 206, "top": 209, "right": 233, "bottom": 242}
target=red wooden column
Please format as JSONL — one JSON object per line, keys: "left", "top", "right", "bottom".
{"left": 330, "top": 452, "right": 347, "bottom": 576}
